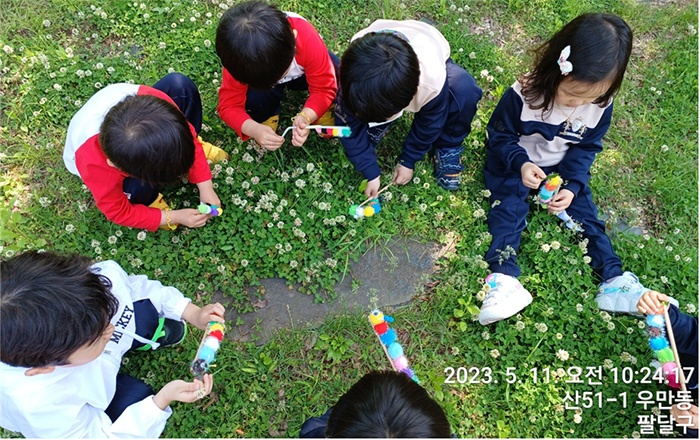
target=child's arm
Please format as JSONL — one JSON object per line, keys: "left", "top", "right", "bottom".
{"left": 152, "top": 374, "right": 214, "bottom": 411}
{"left": 217, "top": 69, "right": 255, "bottom": 140}
{"left": 293, "top": 17, "right": 337, "bottom": 124}
{"left": 485, "top": 86, "right": 532, "bottom": 174}
{"left": 335, "top": 96, "right": 381, "bottom": 193}
{"left": 196, "top": 179, "right": 221, "bottom": 209}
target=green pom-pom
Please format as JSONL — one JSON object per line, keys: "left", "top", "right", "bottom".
{"left": 359, "top": 180, "right": 368, "bottom": 192}
{"left": 657, "top": 347, "right": 674, "bottom": 363}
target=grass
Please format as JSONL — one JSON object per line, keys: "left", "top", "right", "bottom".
{"left": 1, "top": 0, "right": 698, "bottom": 438}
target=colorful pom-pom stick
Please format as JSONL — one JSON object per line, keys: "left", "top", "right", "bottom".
{"left": 351, "top": 181, "right": 392, "bottom": 220}
{"left": 281, "top": 125, "right": 352, "bottom": 138}
{"left": 537, "top": 173, "right": 583, "bottom": 232}
{"left": 368, "top": 309, "right": 420, "bottom": 384}
{"left": 198, "top": 202, "right": 223, "bottom": 217}
{"left": 191, "top": 321, "right": 225, "bottom": 380}
{"left": 645, "top": 307, "right": 687, "bottom": 391}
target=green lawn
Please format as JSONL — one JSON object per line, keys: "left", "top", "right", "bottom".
{"left": 1, "top": 0, "right": 697, "bottom": 438}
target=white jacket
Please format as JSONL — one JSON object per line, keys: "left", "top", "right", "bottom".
{"left": 0, "top": 260, "right": 191, "bottom": 438}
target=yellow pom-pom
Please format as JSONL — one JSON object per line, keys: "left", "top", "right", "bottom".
{"left": 368, "top": 310, "right": 384, "bottom": 325}
{"left": 209, "top": 323, "right": 225, "bottom": 333}
{"left": 364, "top": 206, "right": 375, "bottom": 217}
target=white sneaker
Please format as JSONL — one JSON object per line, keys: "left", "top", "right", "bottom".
{"left": 595, "top": 272, "right": 648, "bottom": 314}
{"left": 478, "top": 273, "right": 533, "bottom": 325}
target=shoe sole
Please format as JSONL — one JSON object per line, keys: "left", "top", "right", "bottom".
{"left": 595, "top": 293, "right": 643, "bottom": 316}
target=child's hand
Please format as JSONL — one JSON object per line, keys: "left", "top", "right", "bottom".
{"left": 637, "top": 290, "right": 672, "bottom": 315}
{"left": 183, "top": 302, "right": 226, "bottom": 330}
{"left": 253, "top": 124, "right": 284, "bottom": 151}
{"left": 153, "top": 374, "right": 214, "bottom": 410}
{"left": 364, "top": 177, "right": 381, "bottom": 198}
{"left": 169, "top": 209, "right": 209, "bottom": 228}
{"left": 670, "top": 403, "right": 699, "bottom": 430}
{"left": 392, "top": 164, "right": 413, "bottom": 186}
{"left": 291, "top": 111, "right": 314, "bottom": 147}
{"left": 548, "top": 189, "right": 574, "bottom": 213}
{"left": 521, "top": 162, "right": 546, "bottom": 189}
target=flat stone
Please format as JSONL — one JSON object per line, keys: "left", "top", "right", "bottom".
{"left": 215, "top": 237, "right": 450, "bottom": 344}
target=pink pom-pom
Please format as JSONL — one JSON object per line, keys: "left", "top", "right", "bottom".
{"left": 662, "top": 362, "right": 680, "bottom": 388}
{"left": 393, "top": 355, "right": 409, "bottom": 371}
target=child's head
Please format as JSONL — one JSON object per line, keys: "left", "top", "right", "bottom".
{"left": 522, "top": 13, "right": 632, "bottom": 111}
{"left": 0, "top": 251, "right": 118, "bottom": 368}
{"left": 340, "top": 31, "right": 420, "bottom": 123}
{"left": 99, "top": 94, "right": 195, "bottom": 185}
{"left": 326, "top": 370, "right": 451, "bottom": 438}
{"left": 216, "top": 1, "right": 295, "bottom": 90}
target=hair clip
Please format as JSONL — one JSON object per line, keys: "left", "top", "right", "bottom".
{"left": 557, "top": 45, "right": 573, "bottom": 76}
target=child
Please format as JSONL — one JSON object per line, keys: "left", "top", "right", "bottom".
{"left": 215, "top": 0, "right": 337, "bottom": 149}
{"left": 299, "top": 370, "right": 451, "bottom": 438}
{"left": 0, "top": 251, "right": 226, "bottom": 437}
{"left": 63, "top": 72, "right": 228, "bottom": 231}
{"left": 335, "top": 19, "right": 482, "bottom": 196}
{"left": 637, "top": 291, "right": 698, "bottom": 437}
{"left": 477, "top": 13, "right": 644, "bottom": 325}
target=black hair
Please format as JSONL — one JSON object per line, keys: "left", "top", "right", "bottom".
{"left": 326, "top": 370, "right": 451, "bottom": 438}
{"left": 522, "top": 13, "right": 632, "bottom": 112}
{"left": 99, "top": 94, "right": 195, "bottom": 186}
{"left": 215, "top": 1, "right": 295, "bottom": 90}
{"left": 340, "top": 32, "right": 420, "bottom": 123}
{"left": 0, "top": 251, "right": 118, "bottom": 368}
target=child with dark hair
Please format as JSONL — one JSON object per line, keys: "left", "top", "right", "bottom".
{"left": 478, "top": 13, "right": 646, "bottom": 324}
{"left": 0, "top": 251, "right": 225, "bottom": 438}
{"left": 300, "top": 370, "right": 451, "bottom": 438}
{"left": 637, "top": 291, "right": 698, "bottom": 437}
{"left": 63, "top": 72, "right": 228, "bottom": 231}
{"left": 336, "top": 20, "right": 482, "bottom": 196}
{"left": 215, "top": 0, "right": 337, "bottom": 149}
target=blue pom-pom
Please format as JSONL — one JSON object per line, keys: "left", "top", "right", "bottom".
{"left": 379, "top": 329, "right": 396, "bottom": 345}
{"left": 384, "top": 315, "right": 394, "bottom": 323}
{"left": 646, "top": 315, "right": 665, "bottom": 328}
{"left": 649, "top": 336, "right": 669, "bottom": 351}
{"left": 197, "top": 346, "right": 216, "bottom": 363}
{"left": 387, "top": 342, "right": 404, "bottom": 359}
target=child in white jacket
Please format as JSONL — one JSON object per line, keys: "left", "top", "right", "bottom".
{"left": 0, "top": 251, "right": 225, "bottom": 438}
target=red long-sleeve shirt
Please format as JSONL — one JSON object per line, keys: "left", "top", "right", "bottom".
{"left": 217, "top": 13, "right": 337, "bottom": 139}
{"left": 63, "top": 84, "right": 212, "bottom": 231}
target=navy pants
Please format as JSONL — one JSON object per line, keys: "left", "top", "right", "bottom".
{"left": 104, "top": 299, "right": 161, "bottom": 422}
{"left": 245, "top": 51, "right": 340, "bottom": 123}
{"left": 483, "top": 164, "right": 623, "bottom": 282}
{"left": 122, "top": 72, "right": 203, "bottom": 205}
{"left": 364, "top": 59, "right": 481, "bottom": 152}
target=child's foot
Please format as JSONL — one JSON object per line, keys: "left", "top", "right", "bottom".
{"left": 260, "top": 114, "right": 279, "bottom": 132}
{"left": 198, "top": 137, "right": 229, "bottom": 163}
{"left": 478, "top": 273, "right": 533, "bottom": 325}
{"left": 136, "top": 318, "right": 187, "bottom": 351}
{"left": 316, "top": 108, "right": 336, "bottom": 138}
{"left": 433, "top": 146, "right": 464, "bottom": 190}
{"left": 595, "top": 272, "right": 648, "bottom": 315}
{"left": 148, "top": 193, "right": 178, "bottom": 231}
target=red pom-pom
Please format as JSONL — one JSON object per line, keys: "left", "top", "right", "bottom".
{"left": 373, "top": 322, "right": 389, "bottom": 335}
{"left": 209, "top": 330, "right": 224, "bottom": 341}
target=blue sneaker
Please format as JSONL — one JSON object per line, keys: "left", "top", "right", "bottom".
{"left": 595, "top": 272, "right": 648, "bottom": 315}
{"left": 433, "top": 145, "right": 464, "bottom": 190}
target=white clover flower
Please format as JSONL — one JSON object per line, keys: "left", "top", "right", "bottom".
{"left": 110, "top": 249, "right": 118, "bottom": 255}
{"left": 241, "top": 259, "right": 249, "bottom": 267}
{"left": 469, "top": 51, "right": 476, "bottom": 59}
{"left": 419, "top": 203, "right": 427, "bottom": 212}
{"left": 582, "top": 256, "right": 592, "bottom": 264}
{"left": 556, "top": 349, "right": 570, "bottom": 361}
{"left": 53, "top": 83, "right": 62, "bottom": 91}
{"left": 556, "top": 333, "right": 563, "bottom": 340}
{"left": 573, "top": 414, "right": 582, "bottom": 424}
{"left": 295, "top": 179, "right": 306, "bottom": 189}
{"left": 637, "top": 320, "right": 645, "bottom": 329}
{"left": 326, "top": 258, "right": 337, "bottom": 268}
{"left": 515, "top": 321, "right": 525, "bottom": 330}
{"left": 306, "top": 163, "right": 315, "bottom": 172}
{"left": 137, "top": 231, "right": 147, "bottom": 240}
{"left": 576, "top": 303, "right": 583, "bottom": 312}
{"left": 686, "top": 303, "right": 697, "bottom": 314}
{"left": 603, "top": 359, "right": 614, "bottom": 369}
{"left": 490, "top": 349, "right": 500, "bottom": 358}
{"left": 550, "top": 241, "right": 561, "bottom": 250}
{"left": 42, "top": 19, "right": 51, "bottom": 27}
{"left": 115, "top": 230, "right": 123, "bottom": 237}
{"left": 108, "top": 236, "right": 117, "bottom": 244}
{"left": 217, "top": 265, "right": 225, "bottom": 273}
{"left": 660, "top": 276, "right": 669, "bottom": 284}
{"left": 541, "top": 243, "right": 551, "bottom": 252}
{"left": 481, "top": 331, "right": 490, "bottom": 340}
{"left": 660, "top": 144, "right": 669, "bottom": 152}
{"left": 65, "top": 224, "right": 75, "bottom": 233}
{"left": 94, "top": 247, "right": 102, "bottom": 254}
{"left": 473, "top": 208, "right": 485, "bottom": 218}
{"left": 412, "top": 177, "right": 420, "bottom": 184}
{"left": 480, "top": 69, "right": 489, "bottom": 78}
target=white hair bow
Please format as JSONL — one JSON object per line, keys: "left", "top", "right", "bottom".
{"left": 558, "top": 45, "right": 573, "bottom": 76}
